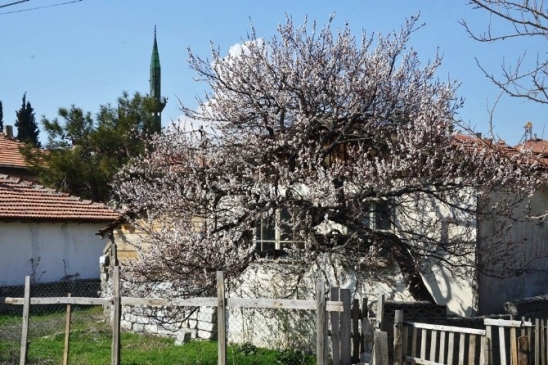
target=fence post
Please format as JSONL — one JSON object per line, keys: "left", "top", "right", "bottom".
{"left": 486, "top": 323, "right": 493, "bottom": 365}
{"left": 361, "top": 297, "right": 371, "bottom": 355}
{"left": 217, "top": 271, "right": 226, "bottom": 365}
{"left": 63, "top": 293, "right": 72, "bottom": 365}
{"left": 316, "top": 278, "right": 327, "bottom": 365}
{"left": 394, "top": 310, "right": 403, "bottom": 365}
{"left": 352, "top": 299, "right": 360, "bottom": 362}
{"left": 340, "top": 289, "right": 352, "bottom": 365}
{"left": 330, "top": 287, "right": 341, "bottom": 365}
{"left": 483, "top": 336, "right": 491, "bottom": 365}
{"left": 19, "top": 275, "right": 30, "bottom": 365}
{"left": 111, "top": 266, "right": 121, "bottom": 365}
{"left": 376, "top": 294, "right": 385, "bottom": 331}
{"left": 518, "top": 336, "right": 529, "bottom": 365}
{"left": 372, "top": 330, "right": 389, "bottom": 365}
{"left": 511, "top": 326, "right": 518, "bottom": 365}
{"left": 534, "top": 319, "right": 539, "bottom": 365}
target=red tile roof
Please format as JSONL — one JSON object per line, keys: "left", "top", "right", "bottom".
{"left": 0, "top": 133, "right": 28, "bottom": 169}
{"left": 453, "top": 134, "right": 548, "bottom": 168}
{"left": 0, "top": 174, "right": 120, "bottom": 222}
{"left": 517, "top": 139, "right": 548, "bottom": 156}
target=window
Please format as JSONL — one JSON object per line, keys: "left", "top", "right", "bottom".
{"left": 363, "top": 200, "right": 393, "bottom": 231}
{"left": 255, "top": 207, "right": 299, "bottom": 255}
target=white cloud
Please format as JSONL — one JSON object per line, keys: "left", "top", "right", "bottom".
{"left": 227, "top": 38, "right": 265, "bottom": 58}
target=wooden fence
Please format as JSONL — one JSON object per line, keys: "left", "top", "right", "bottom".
{"left": 329, "top": 287, "right": 374, "bottom": 365}
{"left": 3, "top": 268, "right": 355, "bottom": 365}
{"left": 8, "top": 270, "right": 548, "bottom": 365}
{"left": 391, "top": 310, "right": 548, "bottom": 365}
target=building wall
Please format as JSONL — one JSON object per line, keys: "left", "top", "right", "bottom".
{"left": 478, "top": 189, "right": 548, "bottom": 315}
{"left": 102, "top": 184, "right": 548, "bottom": 325}
{"left": 0, "top": 221, "right": 108, "bottom": 284}
{"left": 110, "top": 222, "right": 146, "bottom": 262}
{"left": 106, "top": 191, "right": 480, "bottom": 317}
{"left": 108, "top": 220, "right": 172, "bottom": 263}
{"left": 394, "top": 188, "right": 478, "bottom": 317}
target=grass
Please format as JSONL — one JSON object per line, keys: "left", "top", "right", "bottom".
{"left": 0, "top": 307, "right": 315, "bottom": 365}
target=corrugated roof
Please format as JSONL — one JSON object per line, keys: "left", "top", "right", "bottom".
{"left": 0, "top": 174, "right": 120, "bottom": 222}
{"left": 0, "top": 133, "right": 28, "bottom": 169}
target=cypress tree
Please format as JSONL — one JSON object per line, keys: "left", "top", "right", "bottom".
{"left": 15, "top": 93, "right": 40, "bottom": 147}
{"left": 0, "top": 100, "right": 3, "bottom": 133}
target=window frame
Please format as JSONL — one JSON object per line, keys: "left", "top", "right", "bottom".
{"left": 363, "top": 199, "right": 393, "bottom": 232}
{"left": 254, "top": 207, "right": 301, "bottom": 254}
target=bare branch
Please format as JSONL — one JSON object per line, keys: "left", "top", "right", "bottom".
{"left": 463, "top": 0, "right": 548, "bottom": 103}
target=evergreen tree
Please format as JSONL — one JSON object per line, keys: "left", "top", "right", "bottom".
{"left": 15, "top": 93, "right": 40, "bottom": 147}
{"left": 0, "top": 100, "right": 3, "bottom": 133}
{"left": 22, "top": 92, "right": 159, "bottom": 202}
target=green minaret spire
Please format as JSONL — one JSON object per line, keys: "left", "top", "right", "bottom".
{"left": 150, "top": 26, "right": 166, "bottom": 131}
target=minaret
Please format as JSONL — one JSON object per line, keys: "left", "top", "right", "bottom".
{"left": 150, "top": 26, "right": 166, "bottom": 133}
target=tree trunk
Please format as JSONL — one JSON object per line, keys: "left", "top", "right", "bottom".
{"left": 391, "top": 241, "right": 436, "bottom": 303}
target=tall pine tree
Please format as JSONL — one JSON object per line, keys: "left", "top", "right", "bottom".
{"left": 0, "top": 100, "right": 3, "bottom": 133}
{"left": 15, "top": 93, "right": 40, "bottom": 147}
{"left": 22, "top": 92, "right": 158, "bottom": 202}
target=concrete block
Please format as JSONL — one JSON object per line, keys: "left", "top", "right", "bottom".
{"left": 124, "top": 313, "right": 137, "bottom": 323}
{"left": 197, "top": 329, "right": 215, "bottom": 339}
{"left": 197, "top": 321, "right": 216, "bottom": 332}
{"left": 163, "top": 322, "right": 183, "bottom": 332}
{"left": 136, "top": 315, "right": 149, "bottom": 324}
{"left": 157, "top": 327, "right": 176, "bottom": 337}
{"left": 175, "top": 331, "right": 192, "bottom": 346}
{"left": 199, "top": 307, "right": 215, "bottom": 316}
{"left": 144, "top": 324, "right": 158, "bottom": 334}
{"left": 120, "top": 320, "right": 132, "bottom": 330}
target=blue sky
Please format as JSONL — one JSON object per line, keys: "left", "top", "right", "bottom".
{"left": 0, "top": 0, "right": 545, "bottom": 146}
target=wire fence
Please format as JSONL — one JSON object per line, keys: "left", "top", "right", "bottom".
{"left": 227, "top": 307, "right": 317, "bottom": 365}
{"left": 1, "top": 283, "right": 319, "bottom": 364}
{"left": 0, "top": 280, "right": 102, "bottom": 364}
{"left": 113, "top": 303, "right": 317, "bottom": 364}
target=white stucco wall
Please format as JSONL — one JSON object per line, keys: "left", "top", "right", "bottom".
{"left": 394, "top": 188, "right": 478, "bottom": 317}
{"left": 0, "top": 221, "right": 108, "bottom": 284}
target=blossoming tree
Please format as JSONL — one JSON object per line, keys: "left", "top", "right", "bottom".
{"left": 114, "top": 16, "right": 544, "bottom": 302}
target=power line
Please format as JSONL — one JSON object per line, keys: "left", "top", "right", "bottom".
{"left": 0, "top": 1, "right": 29, "bottom": 9}
{"left": 0, "top": 0, "right": 82, "bottom": 15}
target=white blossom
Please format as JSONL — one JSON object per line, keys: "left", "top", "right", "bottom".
{"left": 114, "top": 16, "right": 545, "bottom": 301}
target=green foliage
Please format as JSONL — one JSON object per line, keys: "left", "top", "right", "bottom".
{"left": 0, "top": 309, "right": 293, "bottom": 365}
{"left": 235, "top": 342, "right": 258, "bottom": 356}
{"left": 15, "top": 93, "right": 40, "bottom": 147}
{"left": 275, "top": 349, "right": 313, "bottom": 365}
{"left": 22, "top": 91, "right": 160, "bottom": 202}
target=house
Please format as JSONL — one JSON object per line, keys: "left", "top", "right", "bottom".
{"left": 0, "top": 125, "right": 121, "bottom": 284}
{"left": 409, "top": 134, "right": 548, "bottom": 316}
{"left": 0, "top": 126, "right": 36, "bottom": 180}
{"left": 0, "top": 174, "right": 120, "bottom": 284}
{"left": 472, "top": 137, "right": 548, "bottom": 313}
{"left": 100, "top": 133, "right": 548, "bottom": 322}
